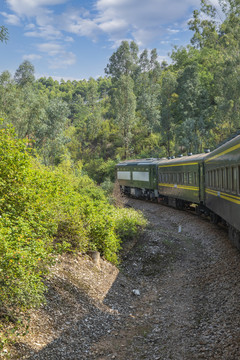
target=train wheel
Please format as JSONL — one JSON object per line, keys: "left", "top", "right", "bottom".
{"left": 176, "top": 199, "right": 184, "bottom": 210}
{"left": 228, "top": 225, "right": 240, "bottom": 251}
{"left": 210, "top": 212, "right": 219, "bottom": 225}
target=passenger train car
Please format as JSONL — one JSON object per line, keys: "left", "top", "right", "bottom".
{"left": 157, "top": 153, "right": 208, "bottom": 209}
{"left": 116, "top": 134, "right": 240, "bottom": 250}
{"left": 204, "top": 135, "right": 240, "bottom": 249}
{"left": 116, "top": 158, "right": 161, "bottom": 199}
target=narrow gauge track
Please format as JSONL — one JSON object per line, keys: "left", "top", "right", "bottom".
{"left": 125, "top": 194, "right": 229, "bottom": 235}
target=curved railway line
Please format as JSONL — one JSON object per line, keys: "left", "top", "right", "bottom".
{"left": 116, "top": 133, "right": 240, "bottom": 251}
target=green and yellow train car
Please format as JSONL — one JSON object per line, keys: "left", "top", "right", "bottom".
{"left": 204, "top": 134, "right": 240, "bottom": 249}
{"left": 158, "top": 154, "right": 208, "bottom": 209}
{"left": 116, "top": 158, "right": 161, "bottom": 199}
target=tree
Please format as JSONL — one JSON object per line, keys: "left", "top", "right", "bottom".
{"left": 14, "top": 60, "right": 35, "bottom": 86}
{"left": 175, "top": 63, "right": 212, "bottom": 153}
{"left": 0, "top": 25, "right": 8, "bottom": 43}
{"left": 188, "top": 0, "right": 218, "bottom": 49}
{"left": 105, "top": 41, "right": 139, "bottom": 81}
{"left": 114, "top": 75, "right": 136, "bottom": 158}
{"left": 136, "top": 48, "right": 161, "bottom": 134}
{"left": 160, "top": 71, "right": 178, "bottom": 156}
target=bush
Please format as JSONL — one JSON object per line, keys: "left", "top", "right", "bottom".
{"left": 0, "top": 121, "right": 147, "bottom": 318}
{"left": 83, "top": 158, "right": 116, "bottom": 184}
{"left": 113, "top": 208, "right": 148, "bottom": 241}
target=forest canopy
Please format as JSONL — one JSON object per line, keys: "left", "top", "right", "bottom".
{"left": 1, "top": 0, "right": 240, "bottom": 179}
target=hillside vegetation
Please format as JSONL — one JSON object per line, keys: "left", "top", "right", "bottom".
{"left": 0, "top": 123, "right": 146, "bottom": 349}
{"left": 1, "top": 1, "right": 240, "bottom": 179}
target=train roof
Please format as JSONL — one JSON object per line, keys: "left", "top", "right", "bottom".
{"left": 116, "top": 153, "right": 210, "bottom": 167}
{"left": 205, "top": 134, "right": 240, "bottom": 162}
{"left": 157, "top": 152, "right": 209, "bottom": 166}
{"left": 116, "top": 158, "right": 164, "bottom": 166}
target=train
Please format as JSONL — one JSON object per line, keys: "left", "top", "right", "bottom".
{"left": 116, "top": 134, "right": 240, "bottom": 250}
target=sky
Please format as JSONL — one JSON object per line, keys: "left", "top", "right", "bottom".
{"left": 0, "top": 0, "right": 220, "bottom": 81}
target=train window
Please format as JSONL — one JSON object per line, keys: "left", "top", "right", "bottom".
{"left": 220, "top": 168, "right": 224, "bottom": 189}
{"left": 213, "top": 170, "right": 216, "bottom": 188}
{"left": 189, "top": 172, "right": 192, "bottom": 184}
{"left": 216, "top": 169, "right": 219, "bottom": 189}
{"left": 226, "top": 167, "right": 229, "bottom": 190}
{"left": 183, "top": 173, "right": 187, "bottom": 184}
{"left": 193, "top": 172, "right": 197, "bottom": 185}
{"left": 232, "top": 167, "right": 237, "bottom": 193}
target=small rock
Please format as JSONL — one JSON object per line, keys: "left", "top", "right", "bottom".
{"left": 132, "top": 289, "right": 140, "bottom": 296}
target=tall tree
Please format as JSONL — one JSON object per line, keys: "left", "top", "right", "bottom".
{"left": 105, "top": 41, "right": 139, "bottom": 81}
{"left": 160, "top": 71, "right": 178, "bottom": 156}
{"left": 114, "top": 75, "right": 136, "bottom": 158}
{"left": 176, "top": 63, "right": 212, "bottom": 153}
{"left": 14, "top": 60, "right": 35, "bottom": 87}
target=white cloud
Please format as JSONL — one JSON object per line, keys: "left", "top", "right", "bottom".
{"left": 23, "top": 54, "right": 42, "bottom": 61}
{"left": 37, "top": 42, "right": 76, "bottom": 69}
{"left": 48, "top": 52, "right": 76, "bottom": 69}
{"left": 167, "top": 28, "right": 180, "bottom": 34}
{"left": 4, "top": 0, "right": 203, "bottom": 48}
{"left": 25, "top": 25, "right": 62, "bottom": 40}
{"left": 0, "top": 11, "right": 20, "bottom": 26}
{"left": 37, "top": 42, "right": 64, "bottom": 56}
{"left": 94, "top": 0, "right": 200, "bottom": 46}
{"left": 6, "top": 0, "right": 68, "bottom": 17}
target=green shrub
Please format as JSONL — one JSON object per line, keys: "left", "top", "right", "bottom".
{"left": 0, "top": 121, "right": 147, "bottom": 318}
{"left": 113, "top": 208, "right": 148, "bottom": 241}
{"left": 83, "top": 158, "right": 116, "bottom": 184}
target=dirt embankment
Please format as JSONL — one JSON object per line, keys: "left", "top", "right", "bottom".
{"left": 8, "top": 199, "right": 240, "bottom": 360}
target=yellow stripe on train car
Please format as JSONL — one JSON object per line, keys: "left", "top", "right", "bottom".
{"left": 206, "top": 188, "right": 240, "bottom": 205}
{"left": 205, "top": 143, "right": 240, "bottom": 163}
{"left": 158, "top": 162, "right": 198, "bottom": 168}
{"left": 158, "top": 183, "right": 199, "bottom": 191}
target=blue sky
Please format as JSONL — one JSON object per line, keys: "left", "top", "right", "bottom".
{"left": 0, "top": 0, "right": 220, "bottom": 80}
